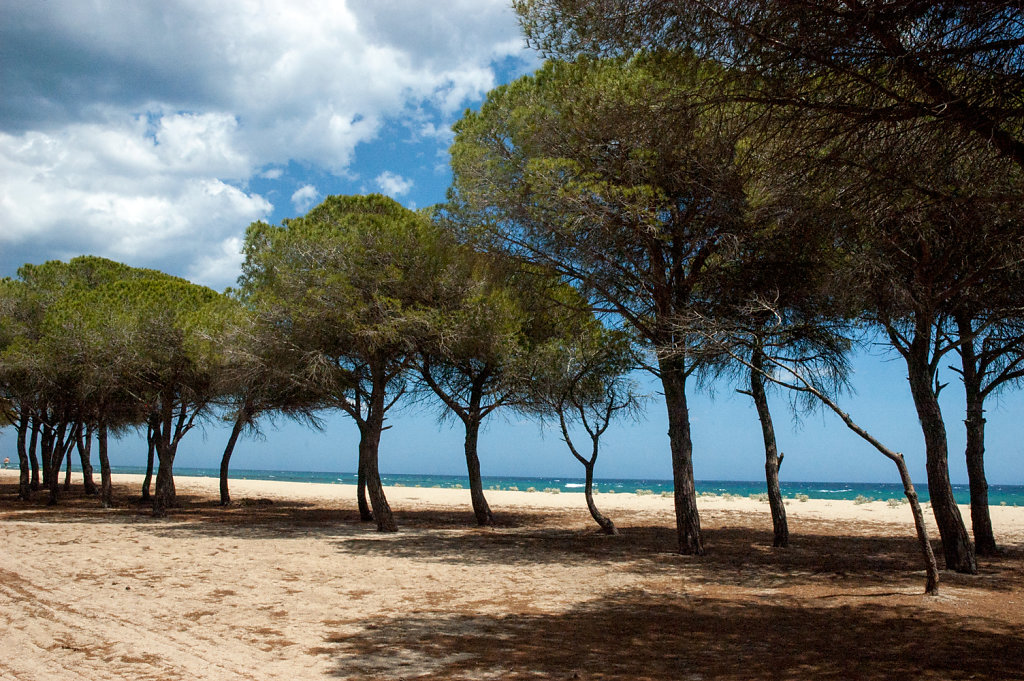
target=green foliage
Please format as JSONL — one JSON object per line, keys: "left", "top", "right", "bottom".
{"left": 1, "top": 255, "right": 234, "bottom": 436}
{"left": 418, "top": 228, "right": 604, "bottom": 429}
{"left": 450, "top": 54, "right": 751, "bottom": 354}
{"left": 242, "top": 194, "right": 447, "bottom": 363}
{"left": 240, "top": 194, "right": 453, "bottom": 453}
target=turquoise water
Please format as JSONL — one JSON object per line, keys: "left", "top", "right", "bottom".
{"left": 109, "top": 466, "right": 1024, "bottom": 506}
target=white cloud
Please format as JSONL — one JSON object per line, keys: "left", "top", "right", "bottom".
{"left": 418, "top": 121, "right": 456, "bottom": 145}
{"left": 375, "top": 171, "right": 414, "bottom": 197}
{"left": 0, "top": 125, "right": 270, "bottom": 290}
{"left": 0, "top": 0, "right": 532, "bottom": 283}
{"left": 291, "top": 184, "right": 319, "bottom": 213}
{"left": 189, "top": 236, "right": 246, "bottom": 291}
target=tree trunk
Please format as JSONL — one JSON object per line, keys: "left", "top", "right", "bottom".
{"left": 28, "top": 418, "right": 40, "bottom": 491}
{"left": 40, "top": 426, "right": 51, "bottom": 490}
{"left": 750, "top": 349, "right": 789, "bottom": 548}
{"left": 754, "top": 355, "right": 940, "bottom": 594}
{"left": 15, "top": 408, "right": 31, "bottom": 501}
{"left": 219, "top": 412, "right": 246, "bottom": 506}
{"left": 964, "top": 410, "right": 996, "bottom": 555}
{"left": 658, "top": 354, "right": 704, "bottom": 555}
{"left": 356, "top": 447, "right": 373, "bottom": 522}
{"left": 361, "top": 371, "right": 396, "bottom": 532}
{"left": 358, "top": 430, "right": 396, "bottom": 532}
{"left": 463, "top": 416, "right": 494, "bottom": 526}
{"left": 98, "top": 421, "right": 112, "bottom": 508}
{"left": 43, "top": 424, "right": 68, "bottom": 506}
{"left": 905, "top": 331, "right": 977, "bottom": 574}
{"left": 584, "top": 461, "right": 617, "bottom": 535}
{"left": 893, "top": 451, "right": 941, "bottom": 595}
{"left": 77, "top": 424, "right": 98, "bottom": 495}
{"left": 152, "top": 396, "right": 178, "bottom": 516}
{"left": 63, "top": 439, "right": 73, "bottom": 491}
{"left": 141, "top": 419, "right": 156, "bottom": 502}
{"left": 153, "top": 454, "right": 176, "bottom": 516}
{"left": 956, "top": 314, "right": 997, "bottom": 556}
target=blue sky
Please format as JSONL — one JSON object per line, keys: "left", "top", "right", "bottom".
{"left": 1, "top": 1, "right": 1021, "bottom": 486}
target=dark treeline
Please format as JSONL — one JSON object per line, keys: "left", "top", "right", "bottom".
{"left": 4, "top": 1, "right": 1024, "bottom": 597}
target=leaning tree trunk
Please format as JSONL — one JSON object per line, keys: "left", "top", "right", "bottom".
{"left": 141, "top": 419, "right": 156, "bottom": 502}
{"left": 15, "top": 409, "right": 31, "bottom": 501}
{"left": 28, "top": 418, "right": 40, "bottom": 491}
{"left": 97, "top": 421, "right": 113, "bottom": 508}
{"left": 956, "top": 314, "right": 997, "bottom": 556}
{"left": 782, "top": 371, "right": 941, "bottom": 594}
{"left": 463, "top": 415, "right": 494, "bottom": 526}
{"left": 219, "top": 411, "right": 247, "bottom": 506}
{"left": 893, "top": 451, "right": 940, "bottom": 594}
{"left": 750, "top": 349, "right": 788, "bottom": 548}
{"left": 905, "top": 333, "right": 977, "bottom": 574}
{"left": 583, "top": 462, "right": 617, "bottom": 535}
{"left": 77, "top": 425, "right": 98, "bottom": 495}
{"left": 658, "top": 354, "right": 704, "bottom": 555}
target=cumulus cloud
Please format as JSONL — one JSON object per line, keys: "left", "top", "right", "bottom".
{"left": 291, "top": 184, "right": 320, "bottom": 213}
{"left": 189, "top": 236, "right": 246, "bottom": 291}
{"left": 0, "top": 0, "right": 531, "bottom": 285}
{"left": 375, "top": 171, "right": 414, "bottom": 197}
{"left": 0, "top": 0, "right": 526, "bottom": 169}
{"left": 0, "top": 124, "right": 270, "bottom": 290}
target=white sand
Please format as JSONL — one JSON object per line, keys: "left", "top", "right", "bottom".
{"left": 1, "top": 469, "right": 1021, "bottom": 680}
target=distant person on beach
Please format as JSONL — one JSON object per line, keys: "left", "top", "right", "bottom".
{"left": 2, "top": 458, "right": 8, "bottom": 469}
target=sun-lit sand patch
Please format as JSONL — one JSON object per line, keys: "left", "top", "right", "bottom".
{"left": 1, "top": 470, "right": 1022, "bottom": 680}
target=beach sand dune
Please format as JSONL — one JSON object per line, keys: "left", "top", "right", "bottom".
{"left": 1, "top": 471, "right": 1022, "bottom": 680}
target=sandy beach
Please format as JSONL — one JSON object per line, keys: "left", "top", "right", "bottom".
{"left": 1, "top": 469, "right": 1022, "bottom": 680}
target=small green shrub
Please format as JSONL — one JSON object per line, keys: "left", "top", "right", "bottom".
{"left": 526, "top": 487, "right": 537, "bottom": 493}
{"left": 854, "top": 494, "right": 874, "bottom": 505}
{"left": 543, "top": 487, "right": 560, "bottom": 494}
{"left": 661, "top": 491, "right": 673, "bottom": 498}
{"left": 454, "top": 483, "right": 463, "bottom": 489}
{"left": 507, "top": 485, "right": 519, "bottom": 491}
{"left": 796, "top": 494, "right": 809, "bottom": 502}
{"left": 635, "top": 489, "right": 654, "bottom": 496}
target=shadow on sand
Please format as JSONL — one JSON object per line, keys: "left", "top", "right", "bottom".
{"left": 4, "top": 478, "right": 1024, "bottom": 680}
{"left": 321, "top": 589, "right": 1024, "bottom": 680}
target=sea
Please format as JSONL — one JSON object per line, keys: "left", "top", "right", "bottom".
{"left": 108, "top": 466, "right": 1024, "bottom": 506}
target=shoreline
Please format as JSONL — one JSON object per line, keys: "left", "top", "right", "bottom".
{"left": 5, "top": 469, "right": 1021, "bottom": 536}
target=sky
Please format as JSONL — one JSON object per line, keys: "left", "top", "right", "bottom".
{"left": 1, "top": 1, "right": 1022, "bottom": 486}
